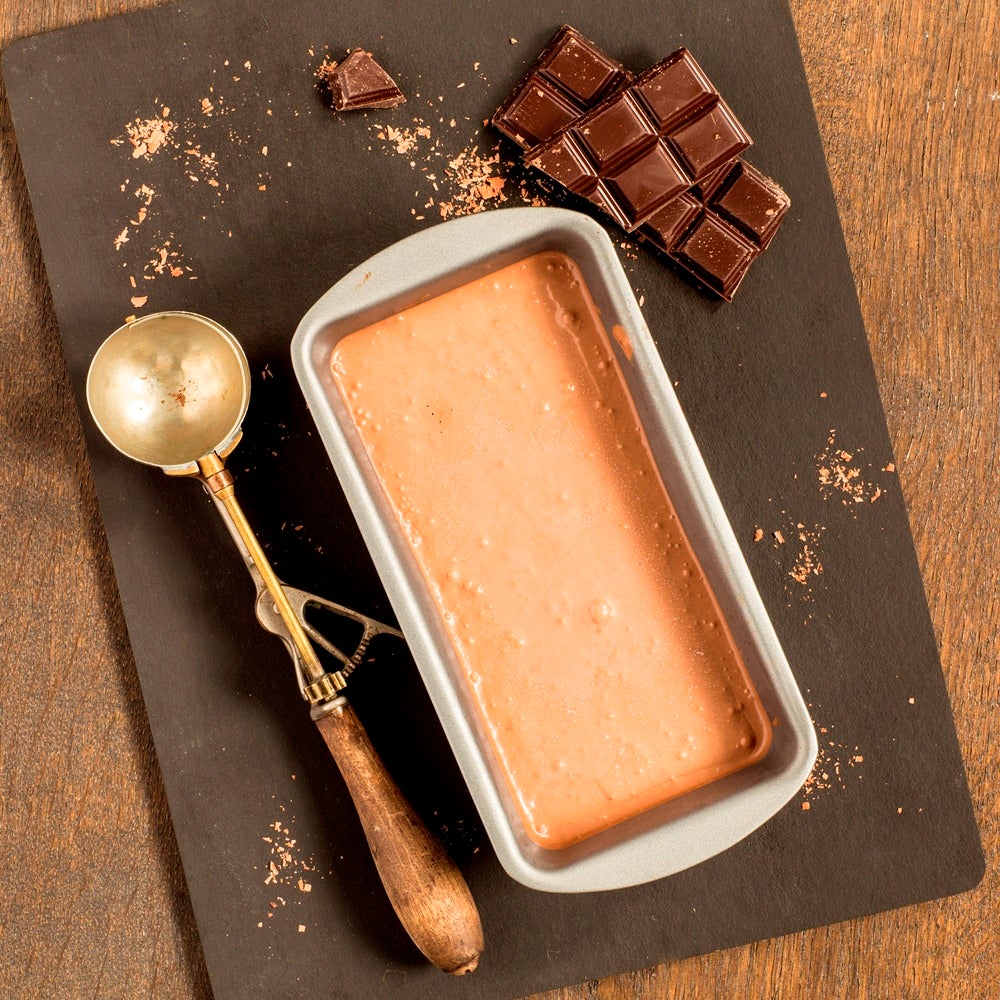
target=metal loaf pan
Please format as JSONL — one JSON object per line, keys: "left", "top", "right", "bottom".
{"left": 291, "top": 207, "right": 817, "bottom": 892}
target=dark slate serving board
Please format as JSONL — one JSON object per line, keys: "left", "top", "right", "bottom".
{"left": 3, "top": 1, "right": 983, "bottom": 997}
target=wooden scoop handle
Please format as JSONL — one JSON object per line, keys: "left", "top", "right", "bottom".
{"left": 314, "top": 699, "right": 484, "bottom": 975}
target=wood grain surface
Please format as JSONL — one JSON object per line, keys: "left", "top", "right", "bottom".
{"left": 0, "top": 1, "right": 995, "bottom": 997}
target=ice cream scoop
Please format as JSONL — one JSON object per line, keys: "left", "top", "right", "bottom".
{"left": 86, "top": 310, "right": 483, "bottom": 975}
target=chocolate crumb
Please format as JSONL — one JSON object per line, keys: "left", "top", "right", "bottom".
{"left": 125, "top": 115, "right": 175, "bottom": 158}
{"left": 800, "top": 709, "right": 865, "bottom": 808}
{"left": 788, "top": 526, "right": 824, "bottom": 588}
{"left": 817, "top": 431, "right": 886, "bottom": 506}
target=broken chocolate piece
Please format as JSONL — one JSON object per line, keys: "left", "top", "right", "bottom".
{"left": 525, "top": 49, "right": 751, "bottom": 232}
{"left": 320, "top": 49, "right": 405, "bottom": 111}
{"left": 492, "top": 25, "right": 633, "bottom": 148}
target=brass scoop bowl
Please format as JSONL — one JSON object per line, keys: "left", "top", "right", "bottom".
{"left": 86, "top": 311, "right": 483, "bottom": 975}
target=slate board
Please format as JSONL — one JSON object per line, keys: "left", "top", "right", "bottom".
{"left": 2, "top": 1, "right": 984, "bottom": 997}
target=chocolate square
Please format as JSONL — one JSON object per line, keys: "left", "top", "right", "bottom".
{"left": 573, "top": 94, "right": 654, "bottom": 170}
{"left": 634, "top": 49, "right": 714, "bottom": 128}
{"left": 542, "top": 30, "right": 624, "bottom": 103}
{"left": 673, "top": 214, "right": 759, "bottom": 300}
{"left": 530, "top": 133, "right": 598, "bottom": 194}
{"left": 708, "top": 160, "right": 792, "bottom": 248}
{"left": 321, "top": 49, "right": 405, "bottom": 110}
{"left": 640, "top": 192, "right": 703, "bottom": 248}
{"left": 668, "top": 98, "right": 752, "bottom": 177}
{"left": 500, "top": 79, "right": 581, "bottom": 148}
{"left": 604, "top": 142, "right": 690, "bottom": 227}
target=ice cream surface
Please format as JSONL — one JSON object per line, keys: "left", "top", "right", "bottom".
{"left": 331, "top": 250, "right": 771, "bottom": 849}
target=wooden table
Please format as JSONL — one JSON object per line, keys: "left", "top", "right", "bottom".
{"left": 1, "top": 1, "right": 995, "bottom": 996}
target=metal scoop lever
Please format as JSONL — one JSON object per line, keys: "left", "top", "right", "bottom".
{"left": 259, "top": 583, "right": 404, "bottom": 689}
{"left": 209, "top": 489, "right": 403, "bottom": 698}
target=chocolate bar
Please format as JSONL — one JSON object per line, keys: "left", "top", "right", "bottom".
{"left": 492, "top": 25, "right": 632, "bottom": 149}
{"left": 495, "top": 30, "right": 789, "bottom": 299}
{"left": 524, "top": 49, "right": 751, "bottom": 232}
{"left": 641, "top": 160, "right": 791, "bottom": 300}
{"left": 320, "top": 49, "right": 405, "bottom": 110}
